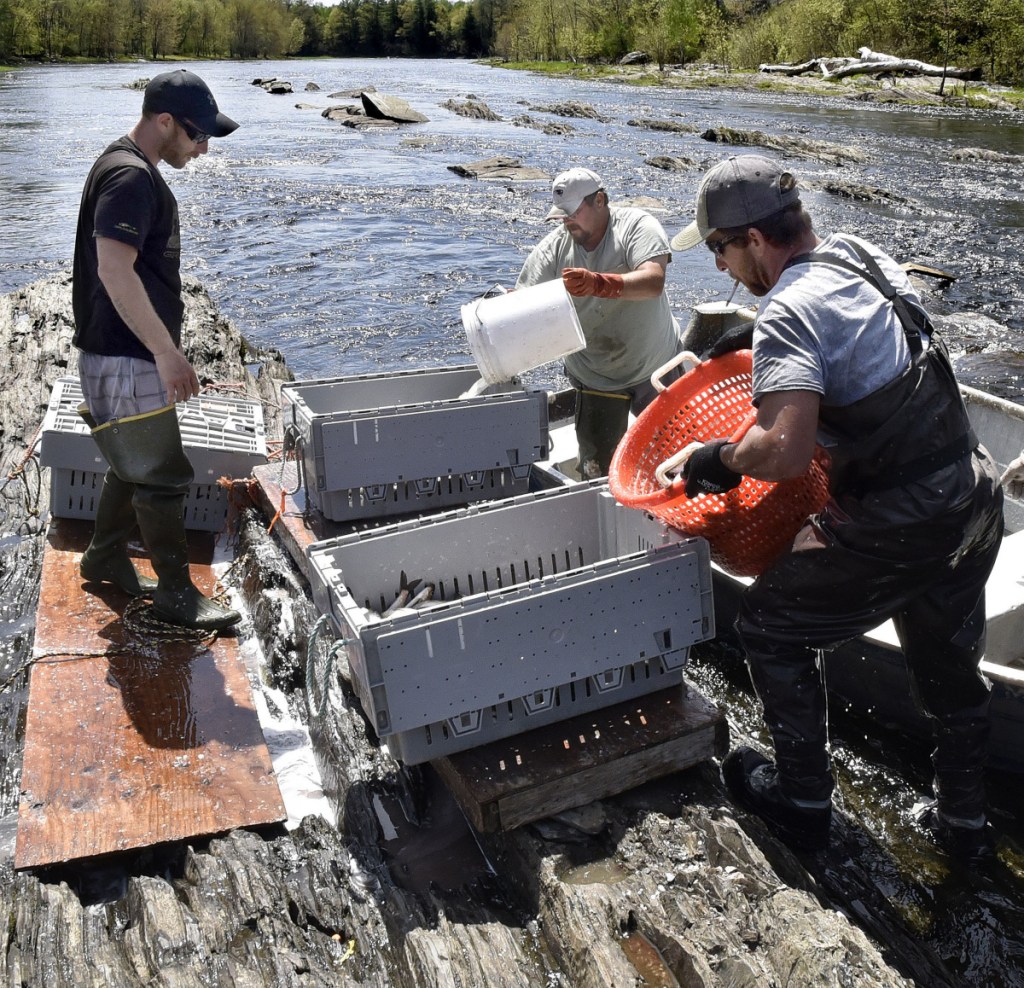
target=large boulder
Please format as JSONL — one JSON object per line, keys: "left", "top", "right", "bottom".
{"left": 361, "top": 91, "right": 429, "bottom": 123}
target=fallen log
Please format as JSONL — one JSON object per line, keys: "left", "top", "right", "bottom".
{"left": 824, "top": 57, "right": 981, "bottom": 81}
{"left": 760, "top": 57, "right": 857, "bottom": 75}
{"left": 760, "top": 48, "right": 982, "bottom": 81}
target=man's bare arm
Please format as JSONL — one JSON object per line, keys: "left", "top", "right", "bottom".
{"left": 96, "top": 236, "right": 200, "bottom": 403}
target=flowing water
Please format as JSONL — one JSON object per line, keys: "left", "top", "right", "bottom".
{"left": 2, "top": 59, "right": 1023, "bottom": 391}
{"left": 3, "top": 58, "right": 1024, "bottom": 985}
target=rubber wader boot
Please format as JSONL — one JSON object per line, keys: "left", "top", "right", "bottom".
{"left": 77, "top": 405, "right": 158, "bottom": 597}
{"left": 89, "top": 406, "right": 240, "bottom": 631}
{"left": 727, "top": 644, "right": 834, "bottom": 850}
{"left": 79, "top": 470, "right": 159, "bottom": 597}
{"left": 722, "top": 745, "right": 832, "bottom": 851}
{"left": 918, "top": 701, "right": 994, "bottom": 860}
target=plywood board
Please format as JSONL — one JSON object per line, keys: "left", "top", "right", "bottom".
{"left": 15, "top": 519, "right": 285, "bottom": 869}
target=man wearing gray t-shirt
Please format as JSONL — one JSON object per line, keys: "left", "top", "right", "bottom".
{"left": 517, "top": 168, "right": 681, "bottom": 478}
{"left": 671, "top": 154, "right": 1003, "bottom": 861}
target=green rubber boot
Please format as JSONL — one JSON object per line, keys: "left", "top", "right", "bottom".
{"left": 79, "top": 470, "right": 158, "bottom": 597}
{"left": 89, "top": 406, "right": 241, "bottom": 632}
{"left": 78, "top": 404, "right": 157, "bottom": 597}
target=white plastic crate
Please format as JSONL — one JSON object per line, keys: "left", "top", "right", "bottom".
{"left": 307, "top": 481, "right": 715, "bottom": 764}
{"left": 39, "top": 377, "right": 268, "bottom": 532}
{"left": 281, "top": 366, "right": 549, "bottom": 521}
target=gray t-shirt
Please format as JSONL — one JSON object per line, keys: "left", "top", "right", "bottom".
{"left": 752, "top": 233, "right": 926, "bottom": 406}
{"left": 516, "top": 205, "right": 679, "bottom": 392}
{"left": 753, "top": 233, "right": 973, "bottom": 523}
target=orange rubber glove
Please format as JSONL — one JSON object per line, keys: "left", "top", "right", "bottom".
{"left": 562, "top": 268, "right": 624, "bottom": 299}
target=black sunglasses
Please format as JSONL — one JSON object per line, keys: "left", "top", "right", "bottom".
{"left": 706, "top": 234, "right": 745, "bottom": 257}
{"left": 175, "top": 117, "right": 211, "bottom": 144}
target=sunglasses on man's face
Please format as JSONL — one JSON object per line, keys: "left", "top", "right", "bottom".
{"left": 706, "top": 234, "right": 745, "bottom": 257}
{"left": 175, "top": 117, "right": 211, "bottom": 144}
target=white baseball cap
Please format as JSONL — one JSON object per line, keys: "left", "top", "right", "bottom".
{"left": 545, "top": 168, "right": 603, "bottom": 221}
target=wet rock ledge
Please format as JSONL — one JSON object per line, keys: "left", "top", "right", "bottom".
{"left": 0, "top": 275, "right": 921, "bottom": 987}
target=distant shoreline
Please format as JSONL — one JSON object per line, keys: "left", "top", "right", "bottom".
{"left": 483, "top": 58, "right": 1024, "bottom": 113}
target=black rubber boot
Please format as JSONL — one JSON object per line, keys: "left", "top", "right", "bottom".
{"left": 722, "top": 746, "right": 832, "bottom": 851}
{"left": 78, "top": 404, "right": 157, "bottom": 597}
{"left": 89, "top": 406, "right": 240, "bottom": 632}
{"left": 79, "top": 470, "right": 158, "bottom": 597}
{"left": 915, "top": 801, "right": 994, "bottom": 862}
{"left": 919, "top": 700, "right": 993, "bottom": 860}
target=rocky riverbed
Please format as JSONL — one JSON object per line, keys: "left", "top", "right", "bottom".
{"left": 0, "top": 274, "right": 1016, "bottom": 987}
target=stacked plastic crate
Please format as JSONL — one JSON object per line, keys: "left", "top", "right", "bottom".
{"left": 39, "top": 377, "right": 267, "bottom": 532}
{"left": 281, "top": 365, "right": 549, "bottom": 521}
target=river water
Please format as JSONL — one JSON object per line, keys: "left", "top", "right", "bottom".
{"left": 3, "top": 58, "right": 1024, "bottom": 986}
{"left": 2, "top": 58, "right": 1023, "bottom": 394}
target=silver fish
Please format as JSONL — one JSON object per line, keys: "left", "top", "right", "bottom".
{"left": 382, "top": 570, "right": 422, "bottom": 617}
{"left": 408, "top": 583, "right": 435, "bottom": 608}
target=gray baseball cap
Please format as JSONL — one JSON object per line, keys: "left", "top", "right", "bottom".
{"left": 671, "top": 155, "right": 800, "bottom": 250}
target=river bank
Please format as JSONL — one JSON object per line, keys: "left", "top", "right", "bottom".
{"left": 488, "top": 58, "right": 1024, "bottom": 112}
{"left": 5, "top": 54, "right": 1022, "bottom": 112}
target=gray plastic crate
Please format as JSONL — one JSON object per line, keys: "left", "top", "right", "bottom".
{"left": 307, "top": 481, "right": 715, "bottom": 764}
{"left": 281, "top": 366, "right": 549, "bottom": 521}
{"left": 39, "top": 377, "right": 268, "bottom": 532}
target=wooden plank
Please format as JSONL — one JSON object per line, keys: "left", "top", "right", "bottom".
{"left": 16, "top": 518, "right": 286, "bottom": 869}
{"left": 434, "top": 686, "right": 728, "bottom": 833}
{"left": 252, "top": 461, "right": 344, "bottom": 585}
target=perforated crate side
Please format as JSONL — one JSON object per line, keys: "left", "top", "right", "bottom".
{"left": 358, "top": 546, "right": 709, "bottom": 737}
{"left": 309, "top": 465, "right": 533, "bottom": 522}
{"left": 49, "top": 468, "right": 230, "bottom": 533}
{"left": 306, "top": 393, "right": 547, "bottom": 494}
{"left": 384, "top": 654, "right": 687, "bottom": 764}
{"left": 39, "top": 377, "right": 267, "bottom": 479}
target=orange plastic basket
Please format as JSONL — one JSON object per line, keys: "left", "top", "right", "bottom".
{"left": 608, "top": 350, "right": 831, "bottom": 577}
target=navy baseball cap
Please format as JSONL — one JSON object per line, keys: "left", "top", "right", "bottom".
{"left": 143, "top": 69, "right": 238, "bottom": 138}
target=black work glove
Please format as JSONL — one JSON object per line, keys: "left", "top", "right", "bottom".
{"left": 700, "top": 323, "right": 754, "bottom": 360}
{"left": 683, "top": 440, "right": 743, "bottom": 497}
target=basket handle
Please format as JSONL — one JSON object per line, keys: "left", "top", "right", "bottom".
{"left": 650, "top": 351, "right": 701, "bottom": 393}
{"left": 654, "top": 441, "right": 703, "bottom": 489}
{"left": 653, "top": 409, "right": 760, "bottom": 490}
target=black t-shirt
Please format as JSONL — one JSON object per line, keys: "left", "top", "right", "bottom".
{"left": 72, "top": 136, "right": 183, "bottom": 359}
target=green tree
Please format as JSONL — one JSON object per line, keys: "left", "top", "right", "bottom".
{"left": 0, "top": 0, "right": 42, "bottom": 57}
{"left": 147, "top": 0, "right": 181, "bottom": 57}
{"left": 285, "top": 13, "right": 304, "bottom": 51}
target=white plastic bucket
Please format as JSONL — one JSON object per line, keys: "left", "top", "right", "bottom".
{"left": 461, "top": 279, "right": 586, "bottom": 385}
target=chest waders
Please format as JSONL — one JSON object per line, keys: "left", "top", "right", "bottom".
{"left": 729, "top": 239, "right": 1002, "bottom": 849}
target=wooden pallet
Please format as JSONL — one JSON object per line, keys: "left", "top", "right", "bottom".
{"left": 254, "top": 462, "right": 727, "bottom": 833}
{"left": 15, "top": 518, "right": 286, "bottom": 870}
{"left": 434, "top": 686, "right": 727, "bottom": 832}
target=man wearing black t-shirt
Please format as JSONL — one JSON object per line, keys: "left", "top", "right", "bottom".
{"left": 72, "top": 69, "right": 241, "bottom": 631}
